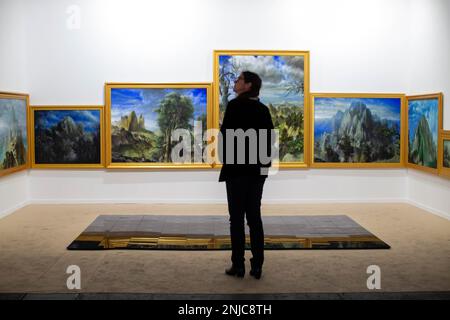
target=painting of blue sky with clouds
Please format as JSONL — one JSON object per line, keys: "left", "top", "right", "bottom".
{"left": 314, "top": 97, "right": 401, "bottom": 163}
{"left": 218, "top": 54, "right": 305, "bottom": 162}
{"left": 34, "top": 110, "right": 101, "bottom": 164}
{"left": 0, "top": 98, "right": 28, "bottom": 172}
{"left": 408, "top": 98, "right": 439, "bottom": 168}
{"left": 110, "top": 88, "right": 207, "bottom": 163}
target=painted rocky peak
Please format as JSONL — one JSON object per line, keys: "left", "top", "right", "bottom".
{"left": 409, "top": 115, "right": 436, "bottom": 168}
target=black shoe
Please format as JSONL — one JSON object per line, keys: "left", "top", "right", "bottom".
{"left": 225, "top": 265, "right": 245, "bottom": 278}
{"left": 250, "top": 267, "right": 262, "bottom": 279}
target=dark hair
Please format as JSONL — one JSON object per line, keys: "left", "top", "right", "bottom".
{"left": 242, "top": 71, "right": 262, "bottom": 98}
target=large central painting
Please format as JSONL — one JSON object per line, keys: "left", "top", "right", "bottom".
{"left": 105, "top": 83, "right": 212, "bottom": 169}
{"left": 311, "top": 93, "right": 405, "bottom": 168}
{"left": 214, "top": 51, "right": 310, "bottom": 168}
{"left": 0, "top": 92, "right": 29, "bottom": 177}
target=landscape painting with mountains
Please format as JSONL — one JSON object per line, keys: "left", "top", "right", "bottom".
{"left": 407, "top": 98, "right": 439, "bottom": 169}
{"left": 218, "top": 54, "right": 306, "bottom": 162}
{"left": 34, "top": 110, "right": 101, "bottom": 164}
{"left": 0, "top": 98, "right": 28, "bottom": 174}
{"left": 313, "top": 97, "right": 402, "bottom": 163}
{"left": 110, "top": 88, "right": 207, "bottom": 163}
{"left": 444, "top": 139, "right": 450, "bottom": 168}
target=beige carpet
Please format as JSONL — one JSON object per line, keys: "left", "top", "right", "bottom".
{"left": 0, "top": 203, "right": 449, "bottom": 294}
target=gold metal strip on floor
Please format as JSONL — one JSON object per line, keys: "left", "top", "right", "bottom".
{"left": 69, "top": 231, "right": 389, "bottom": 250}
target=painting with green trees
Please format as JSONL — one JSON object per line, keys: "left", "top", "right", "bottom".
{"left": 408, "top": 98, "right": 439, "bottom": 169}
{"left": 443, "top": 140, "right": 450, "bottom": 168}
{"left": 313, "top": 97, "right": 402, "bottom": 163}
{"left": 110, "top": 88, "right": 207, "bottom": 163}
{"left": 0, "top": 97, "right": 28, "bottom": 174}
{"left": 218, "top": 54, "right": 306, "bottom": 162}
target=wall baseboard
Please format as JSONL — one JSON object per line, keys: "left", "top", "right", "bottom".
{"left": 29, "top": 197, "right": 407, "bottom": 205}
{"left": 0, "top": 200, "right": 31, "bottom": 219}
{"left": 30, "top": 198, "right": 228, "bottom": 205}
{"left": 2, "top": 199, "right": 447, "bottom": 221}
{"left": 263, "top": 198, "right": 408, "bottom": 204}
{"left": 406, "top": 199, "right": 450, "bottom": 221}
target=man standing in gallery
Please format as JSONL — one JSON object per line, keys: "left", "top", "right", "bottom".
{"left": 218, "top": 71, "right": 274, "bottom": 280}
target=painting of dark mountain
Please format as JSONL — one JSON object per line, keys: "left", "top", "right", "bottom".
{"left": 408, "top": 98, "right": 439, "bottom": 169}
{"left": 314, "top": 97, "right": 402, "bottom": 163}
{"left": 0, "top": 98, "right": 28, "bottom": 172}
{"left": 443, "top": 140, "right": 450, "bottom": 168}
{"left": 34, "top": 110, "right": 101, "bottom": 164}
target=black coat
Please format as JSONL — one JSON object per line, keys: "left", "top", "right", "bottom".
{"left": 218, "top": 95, "right": 275, "bottom": 182}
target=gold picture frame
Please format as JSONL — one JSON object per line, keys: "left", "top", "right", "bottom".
{"left": 310, "top": 93, "right": 406, "bottom": 168}
{"left": 438, "top": 130, "right": 450, "bottom": 178}
{"left": 0, "top": 91, "right": 30, "bottom": 178}
{"left": 30, "top": 105, "right": 105, "bottom": 169}
{"left": 406, "top": 93, "right": 443, "bottom": 174}
{"left": 105, "top": 83, "right": 214, "bottom": 169}
{"left": 213, "top": 50, "right": 310, "bottom": 169}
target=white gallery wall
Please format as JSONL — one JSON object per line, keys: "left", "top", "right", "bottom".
{"left": 1, "top": 0, "right": 449, "bottom": 217}
{"left": 0, "top": 0, "right": 29, "bottom": 216}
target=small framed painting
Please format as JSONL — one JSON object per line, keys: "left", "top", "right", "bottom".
{"left": 30, "top": 106, "right": 104, "bottom": 168}
{"left": 439, "top": 130, "right": 450, "bottom": 178}
{"left": 406, "top": 93, "right": 443, "bottom": 174}
{"left": 0, "top": 91, "right": 30, "bottom": 177}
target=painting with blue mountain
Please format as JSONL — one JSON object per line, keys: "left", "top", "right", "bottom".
{"left": 0, "top": 98, "right": 28, "bottom": 171}
{"left": 34, "top": 110, "right": 101, "bottom": 164}
{"left": 314, "top": 97, "right": 402, "bottom": 163}
{"left": 408, "top": 98, "right": 439, "bottom": 168}
{"left": 218, "top": 54, "right": 305, "bottom": 162}
{"left": 110, "top": 88, "right": 207, "bottom": 163}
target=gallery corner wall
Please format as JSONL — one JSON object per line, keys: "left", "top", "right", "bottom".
{"left": 407, "top": 170, "right": 450, "bottom": 219}
{"left": 0, "top": 171, "right": 29, "bottom": 219}
{"left": 405, "top": 0, "right": 450, "bottom": 218}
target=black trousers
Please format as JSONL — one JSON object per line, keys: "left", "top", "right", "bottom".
{"left": 225, "top": 176, "right": 266, "bottom": 268}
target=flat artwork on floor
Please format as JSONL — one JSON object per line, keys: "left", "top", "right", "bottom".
{"left": 68, "top": 215, "right": 390, "bottom": 250}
